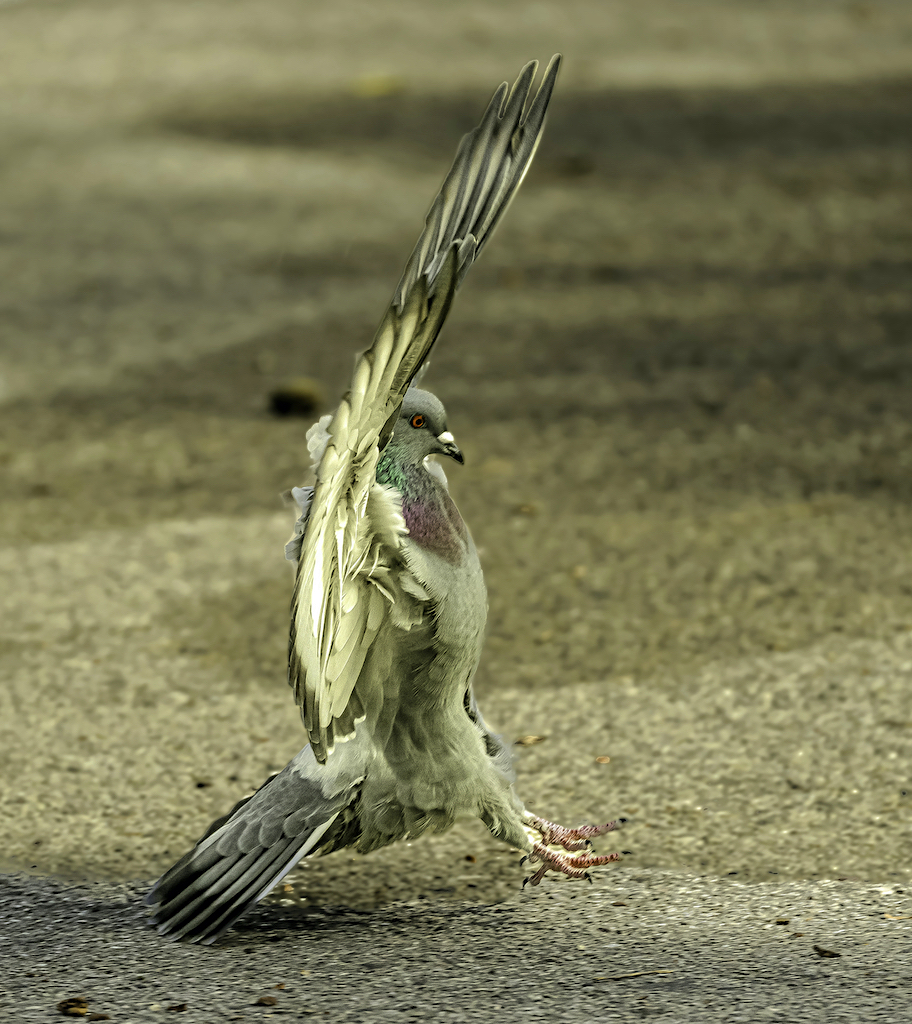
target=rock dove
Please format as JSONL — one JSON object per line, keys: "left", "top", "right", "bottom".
{"left": 146, "top": 54, "right": 622, "bottom": 944}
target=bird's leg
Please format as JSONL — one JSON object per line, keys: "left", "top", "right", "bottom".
{"left": 521, "top": 814, "right": 624, "bottom": 887}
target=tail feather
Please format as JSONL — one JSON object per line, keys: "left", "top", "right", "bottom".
{"left": 146, "top": 753, "right": 361, "bottom": 943}
{"left": 153, "top": 845, "right": 273, "bottom": 942}
{"left": 155, "top": 820, "right": 338, "bottom": 944}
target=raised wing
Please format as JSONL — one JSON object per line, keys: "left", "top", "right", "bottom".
{"left": 288, "top": 55, "right": 562, "bottom": 763}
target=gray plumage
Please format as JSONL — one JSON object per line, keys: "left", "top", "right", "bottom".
{"left": 147, "top": 55, "right": 621, "bottom": 945}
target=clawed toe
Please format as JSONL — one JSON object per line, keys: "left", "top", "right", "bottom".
{"left": 525, "top": 814, "right": 623, "bottom": 851}
{"left": 520, "top": 813, "right": 625, "bottom": 887}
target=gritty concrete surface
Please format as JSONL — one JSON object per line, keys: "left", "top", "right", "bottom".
{"left": 1, "top": 0, "right": 911, "bottom": 1019}
{"left": 2, "top": 871, "right": 911, "bottom": 1023}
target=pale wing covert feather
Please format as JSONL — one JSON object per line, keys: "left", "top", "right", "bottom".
{"left": 288, "top": 56, "right": 561, "bottom": 763}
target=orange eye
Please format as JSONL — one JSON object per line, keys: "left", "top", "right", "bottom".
{"left": 409, "top": 413, "right": 425, "bottom": 428}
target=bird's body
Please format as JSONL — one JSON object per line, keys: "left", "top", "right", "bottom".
{"left": 147, "top": 56, "right": 621, "bottom": 944}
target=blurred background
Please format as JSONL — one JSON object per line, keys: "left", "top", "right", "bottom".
{"left": 1, "top": 0, "right": 910, "bottom": 903}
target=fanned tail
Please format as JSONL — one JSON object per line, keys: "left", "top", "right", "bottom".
{"left": 145, "top": 753, "right": 361, "bottom": 944}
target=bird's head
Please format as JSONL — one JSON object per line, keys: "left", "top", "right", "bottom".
{"left": 390, "top": 388, "right": 464, "bottom": 467}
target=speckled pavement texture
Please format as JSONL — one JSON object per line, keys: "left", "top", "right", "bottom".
{"left": 2, "top": 872, "right": 911, "bottom": 1023}
{"left": 1, "top": 0, "right": 911, "bottom": 1020}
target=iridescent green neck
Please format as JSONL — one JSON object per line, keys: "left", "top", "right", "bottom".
{"left": 376, "top": 445, "right": 429, "bottom": 498}
{"left": 376, "top": 447, "right": 466, "bottom": 561}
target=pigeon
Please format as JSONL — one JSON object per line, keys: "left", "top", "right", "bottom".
{"left": 146, "top": 54, "right": 622, "bottom": 944}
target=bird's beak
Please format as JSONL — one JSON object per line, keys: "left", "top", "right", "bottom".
{"left": 436, "top": 430, "right": 464, "bottom": 464}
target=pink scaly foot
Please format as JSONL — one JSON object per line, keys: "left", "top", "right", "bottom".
{"left": 521, "top": 814, "right": 626, "bottom": 887}
{"left": 525, "top": 815, "right": 623, "bottom": 851}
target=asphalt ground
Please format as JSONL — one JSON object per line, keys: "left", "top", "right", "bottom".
{"left": 2, "top": 871, "right": 910, "bottom": 1023}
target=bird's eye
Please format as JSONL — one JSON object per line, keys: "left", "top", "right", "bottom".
{"left": 409, "top": 413, "right": 425, "bottom": 429}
